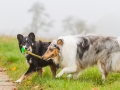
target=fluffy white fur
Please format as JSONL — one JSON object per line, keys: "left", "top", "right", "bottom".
{"left": 117, "top": 36, "right": 120, "bottom": 46}
{"left": 44, "top": 33, "right": 120, "bottom": 80}
{"left": 55, "top": 35, "right": 78, "bottom": 78}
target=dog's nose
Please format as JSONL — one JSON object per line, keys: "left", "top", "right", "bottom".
{"left": 25, "top": 47, "right": 28, "bottom": 50}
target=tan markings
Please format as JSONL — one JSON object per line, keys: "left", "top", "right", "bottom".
{"left": 36, "top": 67, "right": 43, "bottom": 77}
{"left": 43, "top": 48, "right": 59, "bottom": 61}
{"left": 20, "top": 44, "right": 22, "bottom": 46}
{"left": 16, "top": 72, "right": 34, "bottom": 83}
{"left": 19, "top": 75, "right": 26, "bottom": 81}
{"left": 57, "top": 39, "right": 63, "bottom": 45}
{"left": 50, "top": 64, "right": 57, "bottom": 77}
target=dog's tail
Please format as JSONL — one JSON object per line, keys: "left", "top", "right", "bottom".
{"left": 117, "top": 36, "right": 120, "bottom": 46}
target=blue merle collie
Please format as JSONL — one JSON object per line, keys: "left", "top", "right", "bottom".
{"left": 16, "top": 32, "right": 57, "bottom": 83}
{"left": 42, "top": 33, "right": 120, "bottom": 81}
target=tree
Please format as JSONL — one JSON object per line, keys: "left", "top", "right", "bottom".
{"left": 62, "top": 16, "right": 95, "bottom": 34}
{"left": 24, "top": 2, "right": 53, "bottom": 34}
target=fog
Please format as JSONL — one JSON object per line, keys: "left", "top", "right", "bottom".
{"left": 0, "top": 0, "right": 120, "bottom": 38}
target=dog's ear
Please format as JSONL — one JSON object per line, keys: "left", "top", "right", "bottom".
{"left": 28, "top": 32, "right": 35, "bottom": 42}
{"left": 39, "top": 40, "right": 43, "bottom": 46}
{"left": 57, "top": 39, "right": 63, "bottom": 46}
{"left": 17, "top": 34, "right": 23, "bottom": 43}
{"left": 48, "top": 42, "right": 51, "bottom": 45}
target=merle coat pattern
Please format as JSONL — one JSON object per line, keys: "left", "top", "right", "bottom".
{"left": 42, "top": 33, "right": 120, "bottom": 80}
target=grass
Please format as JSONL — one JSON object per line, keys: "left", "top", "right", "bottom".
{"left": 0, "top": 36, "right": 120, "bottom": 90}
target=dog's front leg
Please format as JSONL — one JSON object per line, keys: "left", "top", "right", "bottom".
{"left": 15, "top": 74, "right": 27, "bottom": 83}
{"left": 56, "top": 66, "right": 77, "bottom": 78}
{"left": 15, "top": 65, "right": 35, "bottom": 83}
{"left": 50, "top": 64, "right": 57, "bottom": 77}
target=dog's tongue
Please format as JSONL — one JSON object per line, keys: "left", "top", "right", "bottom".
{"left": 21, "top": 47, "right": 26, "bottom": 53}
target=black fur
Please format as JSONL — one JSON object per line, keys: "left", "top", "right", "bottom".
{"left": 16, "top": 32, "right": 57, "bottom": 82}
{"left": 77, "top": 37, "right": 89, "bottom": 60}
{"left": 96, "top": 49, "right": 100, "bottom": 54}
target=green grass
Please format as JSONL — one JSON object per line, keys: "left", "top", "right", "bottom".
{"left": 0, "top": 36, "right": 120, "bottom": 90}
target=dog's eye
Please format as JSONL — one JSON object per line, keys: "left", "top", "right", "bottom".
{"left": 54, "top": 45, "right": 56, "bottom": 47}
{"left": 49, "top": 48, "right": 53, "bottom": 52}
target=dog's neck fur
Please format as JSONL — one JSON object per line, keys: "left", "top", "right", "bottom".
{"left": 53, "top": 50, "right": 68, "bottom": 68}
{"left": 32, "top": 41, "right": 43, "bottom": 55}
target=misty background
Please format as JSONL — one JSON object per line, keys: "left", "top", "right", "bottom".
{"left": 0, "top": 0, "right": 120, "bottom": 38}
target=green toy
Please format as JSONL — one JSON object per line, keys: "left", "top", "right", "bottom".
{"left": 20, "top": 46, "right": 42, "bottom": 59}
{"left": 21, "top": 47, "right": 26, "bottom": 53}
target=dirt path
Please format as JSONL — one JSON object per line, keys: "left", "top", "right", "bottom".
{"left": 0, "top": 67, "right": 17, "bottom": 90}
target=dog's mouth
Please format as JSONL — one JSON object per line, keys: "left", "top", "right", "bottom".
{"left": 26, "top": 47, "right": 32, "bottom": 52}
{"left": 22, "top": 47, "right": 32, "bottom": 57}
{"left": 48, "top": 54, "right": 54, "bottom": 60}
{"left": 26, "top": 48, "right": 31, "bottom": 52}
{"left": 43, "top": 54, "right": 54, "bottom": 60}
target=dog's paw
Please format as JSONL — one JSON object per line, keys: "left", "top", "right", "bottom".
{"left": 55, "top": 75, "right": 59, "bottom": 78}
{"left": 56, "top": 73, "right": 62, "bottom": 78}
{"left": 67, "top": 74, "right": 72, "bottom": 79}
{"left": 15, "top": 79, "right": 21, "bottom": 83}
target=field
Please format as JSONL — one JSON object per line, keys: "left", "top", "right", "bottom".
{"left": 0, "top": 36, "right": 120, "bottom": 90}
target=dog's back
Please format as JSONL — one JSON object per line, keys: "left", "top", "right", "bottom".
{"left": 76, "top": 35, "right": 119, "bottom": 67}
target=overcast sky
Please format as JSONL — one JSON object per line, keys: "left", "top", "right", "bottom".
{"left": 0, "top": 0, "right": 120, "bottom": 38}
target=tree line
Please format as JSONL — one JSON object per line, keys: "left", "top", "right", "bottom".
{"left": 24, "top": 2, "right": 95, "bottom": 35}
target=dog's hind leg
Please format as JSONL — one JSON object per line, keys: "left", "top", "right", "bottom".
{"left": 73, "top": 70, "right": 83, "bottom": 80}
{"left": 50, "top": 64, "right": 57, "bottom": 77}
{"left": 97, "top": 60, "right": 108, "bottom": 81}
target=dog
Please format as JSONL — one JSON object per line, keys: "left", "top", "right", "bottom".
{"left": 16, "top": 32, "right": 57, "bottom": 83}
{"left": 42, "top": 33, "right": 120, "bottom": 80}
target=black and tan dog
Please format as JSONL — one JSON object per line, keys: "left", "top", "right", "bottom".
{"left": 15, "top": 32, "right": 57, "bottom": 83}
